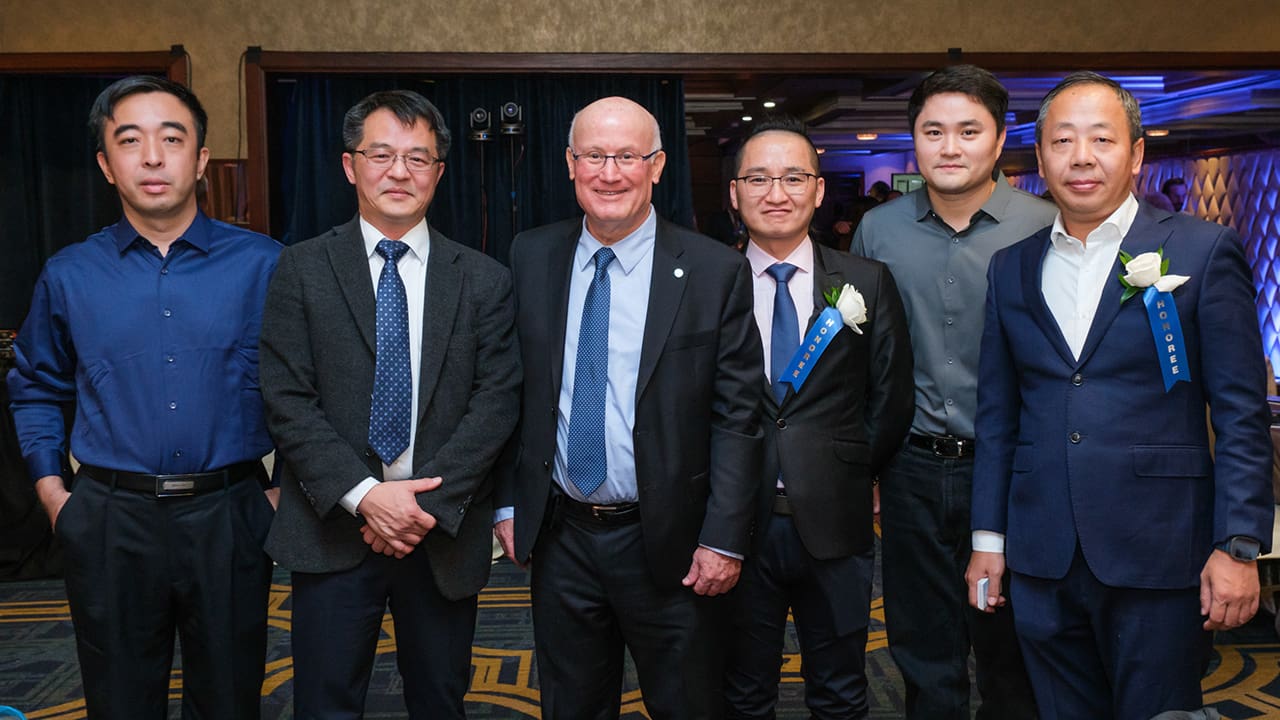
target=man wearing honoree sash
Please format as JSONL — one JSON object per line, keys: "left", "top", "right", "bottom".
{"left": 7, "top": 76, "right": 281, "bottom": 718}
{"left": 259, "top": 90, "right": 520, "bottom": 719}
{"left": 966, "top": 71, "right": 1274, "bottom": 718}
{"left": 722, "top": 116, "right": 914, "bottom": 719}
{"left": 493, "top": 96, "right": 763, "bottom": 719}
{"left": 851, "top": 65, "right": 1050, "bottom": 720}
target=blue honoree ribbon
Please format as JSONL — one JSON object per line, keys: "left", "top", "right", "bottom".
{"left": 1142, "top": 286, "right": 1191, "bottom": 392}
{"left": 779, "top": 307, "right": 844, "bottom": 395}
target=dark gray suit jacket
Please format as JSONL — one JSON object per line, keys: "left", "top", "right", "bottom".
{"left": 755, "top": 243, "right": 914, "bottom": 559}
{"left": 496, "top": 216, "right": 764, "bottom": 588}
{"left": 260, "top": 218, "right": 520, "bottom": 600}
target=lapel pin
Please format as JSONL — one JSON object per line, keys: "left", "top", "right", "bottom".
{"left": 674, "top": 268, "right": 685, "bottom": 278}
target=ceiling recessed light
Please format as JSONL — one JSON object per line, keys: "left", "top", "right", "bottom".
{"left": 816, "top": 148, "right": 826, "bottom": 155}
{"left": 763, "top": 100, "right": 777, "bottom": 109}
{"left": 856, "top": 132, "right": 879, "bottom": 141}
{"left": 742, "top": 115, "right": 753, "bottom": 122}
{"left": 1146, "top": 129, "right": 1170, "bottom": 137}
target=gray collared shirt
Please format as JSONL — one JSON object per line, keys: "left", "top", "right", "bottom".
{"left": 851, "top": 173, "right": 1056, "bottom": 438}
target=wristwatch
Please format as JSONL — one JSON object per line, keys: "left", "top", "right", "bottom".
{"left": 1216, "top": 536, "right": 1262, "bottom": 562}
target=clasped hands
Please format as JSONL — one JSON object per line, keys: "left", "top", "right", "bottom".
{"left": 357, "top": 477, "right": 442, "bottom": 558}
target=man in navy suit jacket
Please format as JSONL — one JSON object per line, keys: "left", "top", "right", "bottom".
{"left": 966, "top": 72, "right": 1274, "bottom": 719}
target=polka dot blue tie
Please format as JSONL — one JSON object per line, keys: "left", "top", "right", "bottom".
{"left": 767, "top": 262, "right": 799, "bottom": 404}
{"left": 369, "top": 239, "right": 412, "bottom": 465}
{"left": 566, "top": 247, "right": 615, "bottom": 498}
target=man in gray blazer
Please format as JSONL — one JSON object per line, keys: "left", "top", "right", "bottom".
{"left": 260, "top": 90, "right": 520, "bottom": 719}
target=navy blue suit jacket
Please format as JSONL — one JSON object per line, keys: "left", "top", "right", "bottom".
{"left": 972, "top": 201, "right": 1273, "bottom": 589}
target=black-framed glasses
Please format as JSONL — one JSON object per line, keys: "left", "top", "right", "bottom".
{"left": 569, "top": 148, "right": 662, "bottom": 169}
{"left": 734, "top": 173, "right": 818, "bottom": 196}
{"left": 353, "top": 149, "right": 441, "bottom": 173}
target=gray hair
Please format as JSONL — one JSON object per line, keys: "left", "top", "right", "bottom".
{"left": 1035, "top": 71, "right": 1143, "bottom": 145}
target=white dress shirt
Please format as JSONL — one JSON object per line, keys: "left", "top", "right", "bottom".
{"left": 972, "top": 193, "right": 1138, "bottom": 554}
{"left": 339, "top": 218, "right": 431, "bottom": 515}
{"left": 745, "top": 237, "right": 816, "bottom": 381}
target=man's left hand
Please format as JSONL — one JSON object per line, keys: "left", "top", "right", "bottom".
{"left": 681, "top": 547, "right": 741, "bottom": 596}
{"left": 1201, "top": 548, "right": 1261, "bottom": 631}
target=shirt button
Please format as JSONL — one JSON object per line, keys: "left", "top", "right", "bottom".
{"left": 952, "top": 238, "right": 960, "bottom": 244}
{"left": 168, "top": 401, "right": 177, "bottom": 410}
{"left": 543, "top": 460, "right": 551, "bottom": 471}
{"left": 947, "top": 276, "right": 955, "bottom": 284}
{"left": 174, "top": 450, "right": 183, "bottom": 458}
{"left": 163, "top": 309, "right": 172, "bottom": 317}
{"left": 946, "top": 318, "right": 954, "bottom": 326}
{"left": 1071, "top": 373, "right": 1083, "bottom": 386}
{"left": 776, "top": 418, "right": 788, "bottom": 429}
{"left": 947, "top": 357, "right": 954, "bottom": 365}
{"left": 1069, "top": 431, "right": 1082, "bottom": 444}
{"left": 160, "top": 268, "right": 169, "bottom": 275}
{"left": 167, "top": 356, "right": 175, "bottom": 363}
{"left": 945, "top": 398, "right": 954, "bottom": 406}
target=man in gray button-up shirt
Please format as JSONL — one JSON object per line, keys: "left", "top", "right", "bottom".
{"left": 852, "top": 64, "right": 1055, "bottom": 720}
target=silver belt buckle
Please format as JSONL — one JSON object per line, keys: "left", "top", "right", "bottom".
{"left": 155, "top": 475, "right": 197, "bottom": 497}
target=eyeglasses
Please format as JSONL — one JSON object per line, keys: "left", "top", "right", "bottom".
{"left": 734, "top": 173, "right": 818, "bottom": 196}
{"left": 353, "top": 149, "right": 441, "bottom": 174}
{"left": 569, "top": 148, "right": 662, "bottom": 169}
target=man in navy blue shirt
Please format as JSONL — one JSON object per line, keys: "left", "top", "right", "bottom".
{"left": 7, "top": 76, "right": 282, "bottom": 719}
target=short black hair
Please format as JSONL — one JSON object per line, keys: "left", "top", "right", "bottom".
{"left": 907, "top": 64, "right": 1009, "bottom": 134}
{"left": 342, "top": 90, "right": 452, "bottom": 160}
{"left": 1036, "top": 71, "right": 1143, "bottom": 145}
{"left": 1161, "top": 177, "right": 1187, "bottom": 194}
{"left": 88, "top": 75, "right": 208, "bottom": 151}
{"left": 733, "top": 115, "right": 820, "bottom": 176}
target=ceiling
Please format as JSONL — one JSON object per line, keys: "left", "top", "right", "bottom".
{"left": 685, "top": 69, "right": 1280, "bottom": 173}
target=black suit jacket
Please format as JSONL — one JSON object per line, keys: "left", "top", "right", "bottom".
{"left": 496, "top": 216, "right": 764, "bottom": 587}
{"left": 259, "top": 218, "right": 521, "bottom": 600}
{"left": 755, "top": 243, "right": 914, "bottom": 559}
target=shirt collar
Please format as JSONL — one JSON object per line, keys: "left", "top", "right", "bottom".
{"left": 112, "top": 211, "right": 211, "bottom": 255}
{"left": 576, "top": 205, "right": 657, "bottom": 275}
{"left": 361, "top": 217, "right": 430, "bottom": 263}
{"left": 913, "top": 170, "right": 1014, "bottom": 226}
{"left": 745, "top": 236, "right": 814, "bottom": 278}
{"left": 1049, "top": 192, "right": 1139, "bottom": 250}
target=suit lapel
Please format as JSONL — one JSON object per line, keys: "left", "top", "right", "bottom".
{"left": 1020, "top": 229, "right": 1076, "bottom": 368}
{"left": 636, "top": 219, "right": 688, "bottom": 400}
{"left": 546, "top": 224, "right": 579, "bottom": 397}
{"left": 328, "top": 219, "right": 377, "bottom": 355}
{"left": 1075, "top": 203, "right": 1174, "bottom": 368}
{"left": 417, "top": 228, "right": 461, "bottom": 423}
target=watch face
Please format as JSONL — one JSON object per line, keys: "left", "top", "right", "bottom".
{"left": 1230, "top": 537, "right": 1261, "bottom": 561}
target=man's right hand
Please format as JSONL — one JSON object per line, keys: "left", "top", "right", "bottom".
{"left": 34, "top": 475, "right": 71, "bottom": 530}
{"left": 966, "top": 550, "right": 1007, "bottom": 613}
{"left": 356, "top": 477, "right": 441, "bottom": 556}
{"left": 493, "top": 518, "right": 525, "bottom": 567}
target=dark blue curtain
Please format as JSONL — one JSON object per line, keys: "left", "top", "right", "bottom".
{"left": 0, "top": 75, "right": 130, "bottom": 328}
{"left": 269, "top": 74, "right": 692, "bottom": 261}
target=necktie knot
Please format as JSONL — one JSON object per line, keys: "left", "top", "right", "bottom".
{"left": 592, "top": 247, "right": 616, "bottom": 281}
{"left": 766, "top": 262, "right": 798, "bottom": 285}
{"left": 376, "top": 239, "right": 410, "bottom": 265}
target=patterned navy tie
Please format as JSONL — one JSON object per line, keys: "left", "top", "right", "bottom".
{"left": 767, "top": 262, "right": 800, "bottom": 403}
{"left": 565, "top": 247, "right": 616, "bottom": 498}
{"left": 368, "top": 239, "right": 412, "bottom": 464}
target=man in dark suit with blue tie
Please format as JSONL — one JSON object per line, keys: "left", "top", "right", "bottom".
{"left": 493, "top": 96, "right": 764, "bottom": 719}
{"left": 967, "top": 72, "right": 1274, "bottom": 719}
{"left": 722, "top": 117, "right": 914, "bottom": 718}
{"left": 260, "top": 90, "right": 520, "bottom": 719}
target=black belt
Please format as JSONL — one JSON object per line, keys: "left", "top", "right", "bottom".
{"left": 907, "top": 433, "right": 977, "bottom": 459}
{"left": 80, "top": 461, "right": 264, "bottom": 498}
{"left": 772, "top": 489, "right": 793, "bottom": 516}
{"left": 553, "top": 489, "right": 641, "bottom": 525}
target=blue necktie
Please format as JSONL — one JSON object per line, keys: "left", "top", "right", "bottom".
{"left": 566, "top": 247, "right": 615, "bottom": 498}
{"left": 369, "top": 239, "right": 412, "bottom": 464}
{"left": 767, "top": 262, "right": 799, "bottom": 403}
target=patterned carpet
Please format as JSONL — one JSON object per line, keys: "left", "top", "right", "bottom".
{"left": 3, "top": 543, "right": 1280, "bottom": 719}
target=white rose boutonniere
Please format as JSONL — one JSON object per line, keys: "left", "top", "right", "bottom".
{"left": 1118, "top": 248, "right": 1190, "bottom": 303}
{"left": 824, "top": 283, "right": 867, "bottom": 335}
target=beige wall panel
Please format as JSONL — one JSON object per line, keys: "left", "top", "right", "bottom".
{"left": 4, "top": 0, "right": 1279, "bottom": 156}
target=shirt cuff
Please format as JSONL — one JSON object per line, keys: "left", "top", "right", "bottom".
{"left": 26, "top": 449, "right": 67, "bottom": 483}
{"left": 339, "top": 477, "right": 380, "bottom": 516}
{"left": 699, "top": 544, "right": 744, "bottom": 561}
{"left": 493, "top": 506, "right": 515, "bottom": 525}
{"left": 972, "top": 530, "right": 1005, "bottom": 554}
